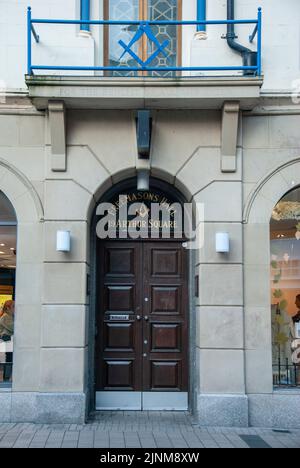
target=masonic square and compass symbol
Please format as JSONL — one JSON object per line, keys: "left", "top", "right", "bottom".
{"left": 118, "top": 22, "right": 170, "bottom": 68}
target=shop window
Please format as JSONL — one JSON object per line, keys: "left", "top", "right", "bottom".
{"left": 270, "top": 186, "right": 300, "bottom": 388}
{"left": 104, "top": 0, "right": 181, "bottom": 76}
{"left": 0, "top": 191, "right": 17, "bottom": 388}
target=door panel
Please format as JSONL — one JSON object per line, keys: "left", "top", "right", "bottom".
{"left": 143, "top": 243, "right": 188, "bottom": 393}
{"left": 151, "top": 248, "right": 181, "bottom": 277}
{"left": 151, "top": 361, "right": 181, "bottom": 390}
{"left": 104, "top": 247, "right": 136, "bottom": 276}
{"left": 151, "top": 286, "right": 181, "bottom": 315}
{"left": 105, "top": 285, "right": 135, "bottom": 313}
{"left": 96, "top": 240, "right": 188, "bottom": 407}
{"left": 96, "top": 242, "right": 142, "bottom": 392}
{"left": 104, "top": 323, "right": 134, "bottom": 351}
{"left": 151, "top": 323, "right": 181, "bottom": 352}
{"left": 105, "top": 360, "right": 134, "bottom": 389}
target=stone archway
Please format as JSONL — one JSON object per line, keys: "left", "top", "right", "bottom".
{"left": 88, "top": 176, "right": 196, "bottom": 413}
{"left": 0, "top": 158, "right": 43, "bottom": 395}
{"left": 243, "top": 158, "right": 300, "bottom": 428}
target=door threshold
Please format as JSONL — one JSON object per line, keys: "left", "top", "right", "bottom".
{"left": 96, "top": 392, "right": 188, "bottom": 411}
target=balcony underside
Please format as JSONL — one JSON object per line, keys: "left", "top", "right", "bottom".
{"left": 25, "top": 75, "right": 263, "bottom": 110}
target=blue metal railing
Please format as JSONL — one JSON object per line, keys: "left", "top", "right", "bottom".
{"left": 27, "top": 6, "right": 262, "bottom": 77}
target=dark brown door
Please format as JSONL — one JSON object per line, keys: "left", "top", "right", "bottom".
{"left": 96, "top": 241, "right": 188, "bottom": 393}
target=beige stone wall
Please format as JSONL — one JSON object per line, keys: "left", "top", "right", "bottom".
{"left": 0, "top": 104, "right": 299, "bottom": 415}
{"left": 243, "top": 113, "right": 300, "bottom": 396}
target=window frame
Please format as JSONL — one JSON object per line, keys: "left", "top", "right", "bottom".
{"left": 103, "top": 0, "right": 182, "bottom": 73}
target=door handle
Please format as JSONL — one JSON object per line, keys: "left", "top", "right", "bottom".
{"left": 136, "top": 315, "right": 142, "bottom": 321}
{"left": 144, "top": 316, "right": 149, "bottom": 321}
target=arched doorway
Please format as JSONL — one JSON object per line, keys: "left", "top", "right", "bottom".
{"left": 270, "top": 186, "right": 300, "bottom": 388}
{"left": 92, "top": 178, "right": 191, "bottom": 411}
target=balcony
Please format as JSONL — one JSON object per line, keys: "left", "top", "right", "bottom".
{"left": 25, "top": 7, "right": 263, "bottom": 110}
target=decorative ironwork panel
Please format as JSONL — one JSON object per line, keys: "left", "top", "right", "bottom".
{"left": 108, "top": 0, "right": 139, "bottom": 76}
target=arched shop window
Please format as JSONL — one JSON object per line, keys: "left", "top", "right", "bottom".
{"left": 270, "top": 186, "right": 300, "bottom": 388}
{"left": 0, "top": 191, "right": 17, "bottom": 388}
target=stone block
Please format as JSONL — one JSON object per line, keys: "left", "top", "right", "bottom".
{"left": 199, "top": 307, "right": 244, "bottom": 349}
{"left": 244, "top": 223, "right": 270, "bottom": 266}
{"left": 151, "top": 110, "right": 221, "bottom": 177}
{"left": 44, "top": 179, "right": 92, "bottom": 221}
{"left": 0, "top": 115, "right": 19, "bottom": 146}
{"left": 249, "top": 393, "right": 300, "bottom": 429}
{"left": 243, "top": 116, "right": 269, "bottom": 149}
{"left": 197, "top": 394, "right": 249, "bottom": 427}
{"left": 11, "top": 392, "right": 37, "bottom": 422}
{"left": 0, "top": 392, "right": 12, "bottom": 422}
{"left": 41, "top": 305, "right": 87, "bottom": 348}
{"left": 199, "top": 264, "right": 243, "bottom": 306}
{"left": 36, "top": 393, "right": 86, "bottom": 424}
{"left": 245, "top": 350, "right": 273, "bottom": 394}
{"left": 19, "top": 115, "right": 45, "bottom": 147}
{"left": 199, "top": 349, "right": 245, "bottom": 394}
{"left": 12, "top": 347, "right": 40, "bottom": 392}
{"left": 245, "top": 307, "right": 272, "bottom": 350}
{"left": 194, "top": 182, "right": 242, "bottom": 223}
{"left": 14, "top": 304, "right": 41, "bottom": 348}
{"left": 40, "top": 348, "right": 86, "bottom": 392}
{"left": 17, "top": 222, "right": 44, "bottom": 264}
{"left": 67, "top": 110, "right": 136, "bottom": 176}
{"left": 15, "top": 263, "right": 43, "bottom": 306}
{"left": 43, "top": 262, "right": 87, "bottom": 304}
{"left": 244, "top": 265, "right": 270, "bottom": 309}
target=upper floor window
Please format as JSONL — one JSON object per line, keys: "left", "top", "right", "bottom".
{"left": 104, "top": 0, "right": 181, "bottom": 76}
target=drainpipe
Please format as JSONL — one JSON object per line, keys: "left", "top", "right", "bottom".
{"left": 80, "top": 0, "right": 91, "bottom": 36}
{"left": 227, "top": 0, "right": 257, "bottom": 75}
{"left": 195, "top": 0, "right": 207, "bottom": 40}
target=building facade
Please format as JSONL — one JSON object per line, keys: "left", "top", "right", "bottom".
{"left": 0, "top": 0, "right": 300, "bottom": 428}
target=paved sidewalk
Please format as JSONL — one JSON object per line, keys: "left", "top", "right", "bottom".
{"left": 0, "top": 412, "right": 299, "bottom": 448}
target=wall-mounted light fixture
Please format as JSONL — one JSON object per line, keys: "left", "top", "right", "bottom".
{"left": 137, "top": 169, "right": 150, "bottom": 192}
{"left": 216, "top": 232, "right": 230, "bottom": 253}
{"left": 56, "top": 230, "right": 71, "bottom": 252}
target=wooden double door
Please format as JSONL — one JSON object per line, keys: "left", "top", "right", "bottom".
{"left": 95, "top": 240, "right": 189, "bottom": 410}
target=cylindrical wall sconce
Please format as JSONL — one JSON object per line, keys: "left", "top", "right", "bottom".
{"left": 56, "top": 231, "right": 71, "bottom": 252}
{"left": 216, "top": 232, "right": 230, "bottom": 253}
